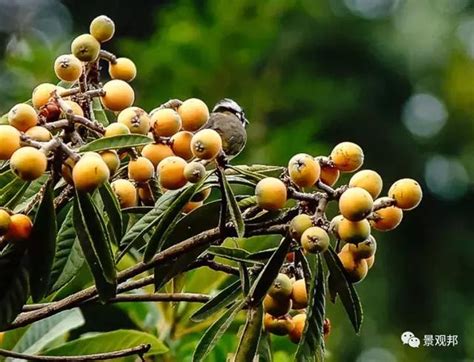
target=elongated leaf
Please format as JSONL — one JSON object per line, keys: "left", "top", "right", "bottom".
{"left": 295, "top": 254, "right": 325, "bottom": 362}
{"left": 0, "top": 245, "right": 29, "bottom": 330}
{"left": 239, "top": 262, "right": 250, "bottom": 295}
{"left": 117, "top": 190, "right": 180, "bottom": 261}
{"left": 13, "top": 175, "right": 49, "bottom": 212}
{"left": 49, "top": 208, "right": 84, "bottom": 293}
{"left": 144, "top": 181, "right": 207, "bottom": 262}
{"left": 257, "top": 332, "right": 273, "bottom": 362}
{"left": 0, "top": 177, "right": 27, "bottom": 207}
{"left": 43, "top": 329, "right": 168, "bottom": 356}
{"left": 208, "top": 246, "right": 259, "bottom": 264}
{"left": 193, "top": 300, "right": 245, "bottom": 362}
{"left": 73, "top": 191, "right": 116, "bottom": 302}
{"left": 324, "top": 246, "right": 363, "bottom": 333}
{"left": 248, "top": 247, "right": 278, "bottom": 261}
{"left": 79, "top": 134, "right": 152, "bottom": 153}
{"left": 28, "top": 180, "right": 57, "bottom": 301}
{"left": 0, "top": 169, "right": 15, "bottom": 188}
{"left": 247, "top": 236, "right": 292, "bottom": 306}
{"left": 92, "top": 97, "right": 109, "bottom": 126}
{"left": 227, "top": 164, "right": 265, "bottom": 182}
{"left": 191, "top": 279, "right": 242, "bottom": 322}
{"left": 4, "top": 181, "right": 30, "bottom": 209}
{"left": 99, "top": 182, "right": 123, "bottom": 241}
{"left": 234, "top": 305, "right": 263, "bottom": 362}
{"left": 218, "top": 168, "right": 245, "bottom": 238}
{"left": 122, "top": 206, "right": 153, "bottom": 214}
{"left": 12, "top": 309, "right": 84, "bottom": 355}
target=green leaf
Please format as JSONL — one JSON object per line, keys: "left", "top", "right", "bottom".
{"left": 247, "top": 236, "right": 292, "bottom": 306}
{"left": 49, "top": 209, "right": 84, "bottom": 293}
{"left": 191, "top": 279, "right": 242, "bottom": 322}
{"left": 28, "top": 180, "right": 57, "bottom": 302}
{"left": 92, "top": 97, "right": 109, "bottom": 126}
{"left": 227, "top": 164, "right": 266, "bottom": 182}
{"left": 117, "top": 190, "right": 181, "bottom": 262}
{"left": 238, "top": 196, "right": 258, "bottom": 209}
{"left": 248, "top": 247, "right": 278, "bottom": 261}
{"left": 234, "top": 305, "right": 263, "bottom": 362}
{"left": 79, "top": 134, "right": 152, "bottom": 153}
{"left": 11, "top": 309, "right": 84, "bottom": 355}
{"left": 13, "top": 174, "right": 49, "bottom": 212}
{"left": 144, "top": 180, "right": 207, "bottom": 263}
{"left": 239, "top": 262, "right": 250, "bottom": 295}
{"left": 193, "top": 300, "right": 245, "bottom": 362}
{"left": 295, "top": 254, "right": 325, "bottom": 362}
{"left": 99, "top": 182, "right": 124, "bottom": 241}
{"left": 73, "top": 190, "right": 117, "bottom": 302}
{"left": 43, "top": 329, "right": 168, "bottom": 357}
{"left": 4, "top": 181, "right": 30, "bottom": 209}
{"left": 0, "top": 169, "right": 15, "bottom": 188}
{"left": 257, "top": 332, "right": 273, "bottom": 362}
{"left": 324, "top": 246, "right": 363, "bottom": 333}
{"left": 0, "top": 177, "right": 27, "bottom": 207}
{"left": 122, "top": 206, "right": 153, "bottom": 214}
{"left": 208, "top": 246, "right": 260, "bottom": 264}
{"left": 218, "top": 168, "right": 244, "bottom": 238}
{"left": 0, "top": 245, "right": 29, "bottom": 330}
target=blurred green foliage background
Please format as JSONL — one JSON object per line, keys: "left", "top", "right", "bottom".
{"left": 1, "top": 0, "right": 473, "bottom": 360}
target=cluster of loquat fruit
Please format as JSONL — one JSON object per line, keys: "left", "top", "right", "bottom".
{"left": 256, "top": 142, "right": 422, "bottom": 342}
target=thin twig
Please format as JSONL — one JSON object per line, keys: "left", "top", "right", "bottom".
{"left": 99, "top": 49, "right": 117, "bottom": 64}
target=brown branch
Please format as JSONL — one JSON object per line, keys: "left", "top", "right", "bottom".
{"left": 99, "top": 49, "right": 117, "bottom": 64}
{"left": 288, "top": 188, "right": 324, "bottom": 203}
{"left": 0, "top": 344, "right": 150, "bottom": 361}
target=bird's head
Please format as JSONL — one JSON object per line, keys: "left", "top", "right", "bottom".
{"left": 212, "top": 98, "right": 249, "bottom": 127}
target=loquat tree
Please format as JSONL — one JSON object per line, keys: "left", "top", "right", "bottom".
{"left": 0, "top": 15, "right": 422, "bottom": 361}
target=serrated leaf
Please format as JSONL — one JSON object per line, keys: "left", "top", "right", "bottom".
{"left": 239, "top": 262, "right": 250, "bottom": 295}
{"left": 122, "top": 206, "right": 153, "bottom": 214}
{"left": 193, "top": 300, "right": 245, "bottom": 362}
{"left": 227, "top": 165, "right": 265, "bottom": 182}
{"left": 191, "top": 279, "right": 242, "bottom": 322}
{"left": 295, "top": 254, "right": 325, "bottom": 362}
{"left": 234, "top": 305, "right": 263, "bottom": 362}
{"left": 49, "top": 209, "right": 84, "bottom": 293}
{"left": 207, "top": 246, "right": 255, "bottom": 264}
{"left": 99, "top": 182, "right": 123, "bottom": 241}
{"left": 43, "top": 329, "right": 168, "bottom": 356}
{"left": 247, "top": 236, "right": 292, "bottom": 306}
{"left": 0, "top": 177, "right": 27, "bottom": 207}
{"left": 218, "top": 168, "right": 244, "bottom": 238}
{"left": 79, "top": 134, "right": 152, "bottom": 153}
{"left": 28, "top": 180, "right": 57, "bottom": 301}
{"left": 73, "top": 191, "right": 116, "bottom": 302}
{"left": 0, "top": 169, "right": 15, "bottom": 188}
{"left": 4, "top": 181, "right": 30, "bottom": 209}
{"left": 323, "top": 246, "right": 363, "bottom": 333}
{"left": 13, "top": 175, "right": 49, "bottom": 212}
{"left": 0, "top": 245, "right": 29, "bottom": 330}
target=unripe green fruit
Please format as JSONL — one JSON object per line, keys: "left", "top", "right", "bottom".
{"left": 301, "top": 226, "right": 330, "bottom": 253}
{"left": 268, "top": 273, "right": 293, "bottom": 301}
{"left": 289, "top": 214, "right": 313, "bottom": 241}
{"left": 183, "top": 161, "right": 206, "bottom": 183}
{"left": 10, "top": 147, "right": 47, "bottom": 181}
{"left": 71, "top": 34, "right": 100, "bottom": 62}
{"left": 339, "top": 187, "right": 374, "bottom": 221}
{"left": 90, "top": 15, "right": 115, "bottom": 42}
{"left": 263, "top": 294, "right": 292, "bottom": 317}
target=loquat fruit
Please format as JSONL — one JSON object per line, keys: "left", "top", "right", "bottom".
{"left": 338, "top": 250, "right": 368, "bottom": 283}
{"left": 263, "top": 294, "right": 292, "bottom": 318}
{"left": 25, "top": 126, "right": 52, "bottom": 142}
{"left": 100, "top": 150, "right": 120, "bottom": 175}
{"left": 101, "top": 80, "right": 135, "bottom": 112}
{"left": 128, "top": 156, "right": 155, "bottom": 183}
{"left": 288, "top": 153, "right": 321, "bottom": 188}
{"left": 111, "top": 179, "right": 138, "bottom": 208}
{"left": 72, "top": 153, "right": 110, "bottom": 192}
{"left": 32, "top": 83, "right": 65, "bottom": 109}
{"left": 301, "top": 226, "right": 330, "bottom": 254}
{"left": 291, "top": 279, "right": 308, "bottom": 309}
{"left": 71, "top": 34, "right": 100, "bottom": 62}
{"left": 388, "top": 178, "right": 423, "bottom": 210}
{"left": 141, "top": 143, "right": 175, "bottom": 168}
{"left": 320, "top": 164, "right": 340, "bottom": 186}
{"left": 339, "top": 187, "right": 374, "bottom": 221}
{"left": 338, "top": 217, "right": 371, "bottom": 244}
{"left": 157, "top": 156, "right": 187, "bottom": 190}
{"left": 104, "top": 122, "right": 131, "bottom": 137}
{"left": 108, "top": 57, "right": 137, "bottom": 82}
{"left": 264, "top": 314, "right": 295, "bottom": 336}
{"left": 255, "top": 177, "right": 287, "bottom": 211}
{"left": 268, "top": 273, "right": 293, "bottom": 302}
{"left": 289, "top": 214, "right": 313, "bottom": 241}
{"left": 183, "top": 161, "right": 206, "bottom": 183}
{"left": 5, "top": 214, "right": 32, "bottom": 242}
{"left": 371, "top": 197, "right": 403, "bottom": 231}
{"left": 347, "top": 235, "right": 377, "bottom": 259}
{"left": 289, "top": 313, "right": 306, "bottom": 344}
{"left": 10, "top": 147, "right": 47, "bottom": 181}
{"left": 190, "top": 129, "right": 222, "bottom": 160}
{"left": 0, "top": 125, "right": 21, "bottom": 160}
{"left": 54, "top": 54, "right": 83, "bottom": 82}
{"left": 330, "top": 142, "right": 364, "bottom": 173}
{"left": 0, "top": 209, "right": 11, "bottom": 236}
{"left": 170, "top": 131, "right": 194, "bottom": 160}
{"left": 178, "top": 98, "right": 209, "bottom": 131}
{"left": 151, "top": 108, "right": 182, "bottom": 138}
{"left": 349, "top": 169, "right": 383, "bottom": 199}
{"left": 8, "top": 103, "right": 38, "bottom": 132}
{"left": 90, "top": 15, "right": 115, "bottom": 42}
{"left": 117, "top": 106, "right": 150, "bottom": 135}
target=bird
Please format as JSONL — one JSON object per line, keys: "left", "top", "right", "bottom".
{"left": 204, "top": 98, "right": 248, "bottom": 160}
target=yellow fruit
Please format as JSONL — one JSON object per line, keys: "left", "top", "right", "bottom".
{"left": 5, "top": 214, "right": 32, "bottom": 242}
{"left": 329, "top": 214, "right": 344, "bottom": 239}
{"left": 54, "top": 54, "right": 83, "bottom": 82}
{"left": 117, "top": 106, "right": 150, "bottom": 134}
{"left": 100, "top": 150, "right": 120, "bottom": 175}
{"left": 61, "top": 157, "right": 76, "bottom": 185}
{"left": 182, "top": 201, "right": 203, "bottom": 214}
{"left": 338, "top": 218, "right": 371, "bottom": 244}
{"left": 291, "top": 279, "right": 308, "bottom": 309}
{"left": 101, "top": 80, "right": 135, "bottom": 111}
{"left": 157, "top": 156, "right": 187, "bottom": 190}
{"left": 268, "top": 273, "right": 293, "bottom": 301}
{"left": 349, "top": 169, "right": 383, "bottom": 199}
{"left": 289, "top": 214, "right": 313, "bottom": 241}
{"left": 25, "top": 126, "right": 52, "bottom": 142}
{"left": 320, "top": 164, "right": 340, "bottom": 186}
{"left": 151, "top": 108, "right": 182, "bottom": 137}
{"left": 32, "top": 83, "right": 65, "bottom": 109}
{"left": 264, "top": 314, "right": 295, "bottom": 336}
{"left": 255, "top": 177, "right": 287, "bottom": 211}
{"left": 388, "top": 178, "right": 423, "bottom": 210}
{"left": 63, "top": 100, "right": 84, "bottom": 117}
{"left": 0, "top": 125, "right": 21, "bottom": 160}
{"left": 141, "top": 143, "right": 174, "bottom": 168}
{"left": 338, "top": 250, "right": 368, "bottom": 283}
{"left": 108, "top": 57, "right": 136, "bottom": 82}
{"left": 10, "top": 147, "right": 47, "bottom": 181}
{"left": 111, "top": 179, "right": 138, "bottom": 208}
{"left": 263, "top": 294, "right": 292, "bottom": 317}
{"left": 371, "top": 197, "right": 403, "bottom": 231}
{"left": 347, "top": 235, "right": 377, "bottom": 259}
{"left": 301, "top": 226, "right": 330, "bottom": 253}
{"left": 170, "top": 131, "right": 194, "bottom": 160}
{"left": 72, "top": 154, "right": 110, "bottom": 192}
{"left": 288, "top": 153, "right": 321, "bottom": 187}
{"left": 71, "top": 34, "right": 100, "bottom": 62}
{"left": 366, "top": 255, "right": 375, "bottom": 269}
{"left": 191, "top": 129, "right": 222, "bottom": 160}
{"left": 128, "top": 157, "right": 155, "bottom": 183}
{"left": 183, "top": 161, "right": 206, "bottom": 183}
{"left": 90, "top": 15, "right": 115, "bottom": 42}
{"left": 104, "top": 122, "right": 131, "bottom": 137}
{"left": 0, "top": 210, "right": 11, "bottom": 236}
{"left": 8, "top": 103, "right": 38, "bottom": 132}
{"left": 178, "top": 98, "right": 209, "bottom": 131}
{"left": 330, "top": 142, "right": 364, "bottom": 172}
{"left": 339, "top": 187, "right": 374, "bottom": 221}
{"left": 289, "top": 313, "right": 306, "bottom": 344}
